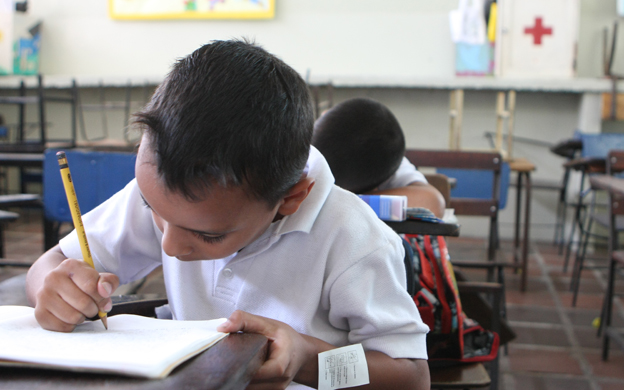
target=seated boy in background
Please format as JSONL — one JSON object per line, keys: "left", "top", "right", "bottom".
{"left": 25, "top": 40, "right": 430, "bottom": 389}
{"left": 312, "top": 97, "right": 445, "bottom": 217}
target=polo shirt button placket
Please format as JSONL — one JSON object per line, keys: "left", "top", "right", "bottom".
{"left": 222, "top": 268, "right": 233, "bottom": 279}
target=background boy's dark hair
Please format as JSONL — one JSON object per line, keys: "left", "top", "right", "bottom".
{"left": 312, "top": 97, "right": 405, "bottom": 194}
{"left": 134, "top": 39, "right": 314, "bottom": 206}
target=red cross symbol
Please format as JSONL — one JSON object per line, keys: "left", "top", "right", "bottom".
{"left": 524, "top": 17, "right": 553, "bottom": 45}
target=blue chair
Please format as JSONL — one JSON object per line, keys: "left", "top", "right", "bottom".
{"left": 437, "top": 164, "right": 510, "bottom": 210}
{"left": 580, "top": 132, "right": 624, "bottom": 159}
{"left": 404, "top": 149, "right": 509, "bottom": 278}
{"left": 43, "top": 149, "right": 136, "bottom": 250}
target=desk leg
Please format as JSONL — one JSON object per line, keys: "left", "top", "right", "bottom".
{"left": 521, "top": 172, "right": 532, "bottom": 292}
{"left": 514, "top": 172, "right": 524, "bottom": 270}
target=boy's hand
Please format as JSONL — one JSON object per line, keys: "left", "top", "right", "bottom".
{"left": 33, "top": 258, "right": 119, "bottom": 332}
{"left": 218, "top": 310, "right": 329, "bottom": 389}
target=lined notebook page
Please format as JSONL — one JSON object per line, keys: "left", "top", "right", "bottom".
{"left": 0, "top": 305, "right": 227, "bottom": 378}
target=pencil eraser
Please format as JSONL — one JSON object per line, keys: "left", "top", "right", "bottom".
{"left": 358, "top": 195, "right": 407, "bottom": 221}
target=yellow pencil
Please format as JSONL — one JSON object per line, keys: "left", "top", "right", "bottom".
{"left": 56, "top": 151, "right": 108, "bottom": 330}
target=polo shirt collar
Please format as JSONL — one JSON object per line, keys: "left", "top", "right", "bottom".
{"left": 272, "top": 146, "right": 334, "bottom": 237}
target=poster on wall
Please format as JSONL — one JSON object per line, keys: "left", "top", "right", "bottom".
{"left": 0, "top": 0, "right": 13, "bottom": 75}
{"left": 109, "top": 0, "right": 275, "bottom": 20}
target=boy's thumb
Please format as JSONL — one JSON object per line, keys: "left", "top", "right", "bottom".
{"left": 98, "top": 273, "right": 119, "bottom": 298}
{"left": 217, "top": 310, "right": 275, "bottom": 336}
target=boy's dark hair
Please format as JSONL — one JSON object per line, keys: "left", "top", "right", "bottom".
{"left": 312, "top": 98, "right": 405, "bottom": 193}
{"left": 134, "top": 39, "right": 314, "bottom": 206}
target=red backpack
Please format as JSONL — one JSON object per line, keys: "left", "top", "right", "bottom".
{"left": 405, "top": 234, "right": 499, "bottom": 364}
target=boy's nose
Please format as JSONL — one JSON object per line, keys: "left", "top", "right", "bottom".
{"left": 161, "top": 224, "right": 193, "bottom": 258}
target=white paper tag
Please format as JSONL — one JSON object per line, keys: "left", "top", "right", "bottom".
{"left": 318, "top": 344, "right": 369, "bottom": 390}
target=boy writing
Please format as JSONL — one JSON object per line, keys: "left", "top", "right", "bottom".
{"left": 26, "top": 40, "right": 430, "bottom": 389}
{"left": 312, "top": 97, "right": 445, "bottom": 217}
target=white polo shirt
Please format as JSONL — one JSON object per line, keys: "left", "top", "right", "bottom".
{"left": 60, "top": 147, "right": 428, "bottom": 389}
{"left": 377, "top": 156, "right": 427, "bottom": 190}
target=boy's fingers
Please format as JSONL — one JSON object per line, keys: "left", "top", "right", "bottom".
{"left": 61, "top": 260, "right": 119, "bottom": 309}
{"left": 97, "top": 273, "right": 119, "bottom": 298}
{"left": 33, "top": 258, "right": 119, "bottom": 332}
{"left": 44, "top": 264, "right": 98, "bottom": 317}
{"left": 217, "top": 310, "right": 278, "bottom": 338}
{"left": 96, "top": 273, "right": 119, "bottom": 313}
{"left": 58, "top": 259, "right": 99, "bottom": 292}
{"left": 46, "top": 298, "right": 87, "bottom": 329}
{"left": 50, "top": 259, "right": 114, "bottom": 318}
{"left": 34, "top": 294, "right": 85, "bottom": 332}
{"left": 57, "top": 275, "right": 101, "bottom": 319}
{"left": 218, "top": 311, "right": 297, "bottom": 384}
{"left": 36, "top": 308, "right": 81, "bottom": 333}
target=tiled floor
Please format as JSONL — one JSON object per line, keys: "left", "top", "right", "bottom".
{"left": 447, "top": 236, "right": 624, "bottom": 390}
{"left": 1, "top": 209, "right": 623, "bottom": 390}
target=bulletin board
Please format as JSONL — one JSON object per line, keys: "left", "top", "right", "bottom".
{"left": 109, "top": 0, "right": 274, "bottom": 20}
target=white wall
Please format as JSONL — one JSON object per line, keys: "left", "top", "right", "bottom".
{"left": 325, "top": 87, "right": 580, "bottom": 240}
{"left": 6, "top": 0, "right": 624, "bottom": 241}
{"left": 14, "top": 0, "right": 624, "bottom": 79}
{"left": 20, "top": 0, "right": 456, "bottom": 78}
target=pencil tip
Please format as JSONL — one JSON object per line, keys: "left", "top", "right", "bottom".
{"left": 102, "top": 316, "right": 108, "bottom": 330}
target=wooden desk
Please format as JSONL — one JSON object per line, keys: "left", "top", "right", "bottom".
{"left": 508, "top": 157, "right": 536, "bottom": 292}
{"left": 0, "top": 298, "right": 268, "bottom": 390}
{"left": 0, "top": 333, "right": 268, "bottom": 390}
{"left": 385, "top": 219, "right": 460, "bottom": 237}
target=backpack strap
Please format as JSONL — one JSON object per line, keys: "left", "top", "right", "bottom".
{"left": 401, "top": 237, "right": 416, "bottom": 296}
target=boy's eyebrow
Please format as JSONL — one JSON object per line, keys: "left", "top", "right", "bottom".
{"left": 139, "top": 193, "right": 234, "bottom": 236}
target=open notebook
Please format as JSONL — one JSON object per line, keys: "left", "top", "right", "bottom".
{"left": 0, "top": 305, "right": 228, "bottom": 379}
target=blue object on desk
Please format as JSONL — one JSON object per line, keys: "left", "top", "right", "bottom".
{"left": 358, "top": 194, "right": 407, "bottom": 221}
{"left": 43, "top": 149, "right": 136, "bottom": 222}
{"left": 437, "top": 162, "right": 510, "bottom": 209}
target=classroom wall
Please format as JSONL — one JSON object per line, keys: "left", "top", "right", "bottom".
{"left": 325, "top": 88, "right": 580, "bottom": 240}
{"left": 16, "top": 0, "right": 623, "bottom": 79}
{"left": 5, "top": 0, "right": 624, "bottom": 240}
{"left": 25, "top": 0, "right": 459, "bottom": 78}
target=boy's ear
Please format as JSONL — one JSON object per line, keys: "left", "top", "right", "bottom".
{"left": 277, "top": 177, "right": 315, "bottom": 216}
